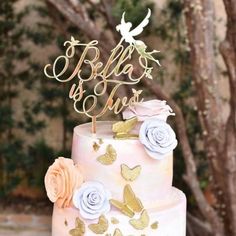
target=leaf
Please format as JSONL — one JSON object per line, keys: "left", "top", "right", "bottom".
{"left": 129, "top": 209, "right": 149, "bottom": 230}
{"left": 135, "top": 43, "right": 161, "bottom": 66}
{"left": 97, "top": 144, "right": 117, "bottom": 165}
{"left": 88, "top": 215, "right": 108, "bottom": 234}
{"left": 121, "top": 164, "right": 141, "bottom": 181}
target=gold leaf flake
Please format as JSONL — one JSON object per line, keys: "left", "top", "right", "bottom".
{"left": 97, "top": 144, "right": 117, "bottom": 165}
{"left": 129, "top": 209, "right": 149, "bottom": 230}
{"left": 110, "top": 184, "right": 143, "bottom": 218}
{"left": 93, "top": 142, "right": 100, "bottom": 152}
{"left": 113, "top": 228, "right": 123, "bottom": 236}
{"left": 121, "top": 164, "right": 141, "bottom": 181}
{"left": 111, "top": 217, "right": 119, "bottom": 224}
{"left": 112, "top": 117, "right": 138, "bottom": 140}
{"left": 151, "top": 221, "right": 158, "bottom": 229}
{"left": 64, "top": 219, "right": 68, "bottom": 226}
{"left": 88, "top": 215, "right": 108, "bottom": 234}
{"left": 98, "top": 138, "right": 104, "bottom": 145}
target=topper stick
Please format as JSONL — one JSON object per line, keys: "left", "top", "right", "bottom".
{"left": 92, "top": 116, "right": 97, "bottom": 134}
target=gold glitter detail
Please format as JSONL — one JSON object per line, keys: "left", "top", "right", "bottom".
{"left": 113, "top": 228, "right": 123, "bottom": 236}
{"left": 111, "top": 217, "right": 119, "bottom": 224}
{"left": 110, "top": 184, "right": 143, "bottom": 218}
{"left": 129, "top": 209, "right": 149, "bottom": 230}
{"left": 98, "top": 138, "right": 104, "bottom": 145}
{"left": 64, "top": 219, "right": 68, "bottom": 226}
{"left": 112, "top": 117, "right": 139, "bottom": 139}
{"left": 69, "top": 217, "right": 85, "bottom": 236}
{"left": 93, "top": 142, "right": 100, "bottom": 152}
{"left": 88, "top": 215, "right": 108, "bottom": 234}
{"left": 97, "top": 144, "right": 117, "bottom": 165}
{"left": 151, "top": 221, "right": 158, "bottom": 229}
{"left": 121, "top": 164, "right": 141, "bottom": 181}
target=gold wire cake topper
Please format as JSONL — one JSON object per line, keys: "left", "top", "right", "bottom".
{"left": 44, "top": 9, "right": 160, "bottom": 133}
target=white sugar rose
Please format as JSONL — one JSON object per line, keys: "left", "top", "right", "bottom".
{"left": 139, "top": 119, "right": 177, "bottom": 160}
{"left": 73, "top": 181, "right": 111, "bottom": 220}
{"left": 123, "top": 99, "right": 175, "bottom": 122}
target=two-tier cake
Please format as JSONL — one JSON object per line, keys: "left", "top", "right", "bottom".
{"left": 45, "top": 100, "right": 186, "bottom": 235}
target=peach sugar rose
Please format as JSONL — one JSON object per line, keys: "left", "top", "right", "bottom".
{"left": 44, "top": 157, "right": 83, "bottom": 208}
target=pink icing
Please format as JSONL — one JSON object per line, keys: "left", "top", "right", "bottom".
{"left": 123, "top": 99, "right": 175, "bottom": 121}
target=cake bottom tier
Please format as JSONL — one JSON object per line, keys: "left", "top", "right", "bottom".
{"left": 52, "top": 187, "right": 186, "bottom": 236}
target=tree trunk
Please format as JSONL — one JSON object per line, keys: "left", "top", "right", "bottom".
{"left": 220, "top": 0, "right": 236, "bottom": 235}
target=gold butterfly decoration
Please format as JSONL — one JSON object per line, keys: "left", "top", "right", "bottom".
{"left": 88, "top": 214, "right": 108, "bottom": 234}
{"left": 150, "top": 221, "right": 158, "bottom": 230}
{"left": 113, "top": 228, "right": 123, "bottom": 236}
{"left": 129, "top": 209, "right": 150, "bottom": 230}
{"left": 110, "top": 184, "right": 143, "bottom": 218}
{"left": 112, "top": 117, "right": 139, "bottom": 139}
{"left": 97, "top": 144, "right": 117, "bottom": 165}
{"left": 121, "top": 164, "right": 141, "bottom": 181}
{"left": 93, "top": 142, "right": 100, "bottom": 152}
{"left": 111, "top": 217, "right": 119, "bottom": 224}
{"left": 69, "top": 217, "right": 85, "bottom": 236}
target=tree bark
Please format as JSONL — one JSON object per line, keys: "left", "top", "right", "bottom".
{"left": 220, "top": 0, "right": 236, "bottom": 235}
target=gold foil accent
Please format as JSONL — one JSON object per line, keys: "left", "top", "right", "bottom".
{"left": 110, "top": 184, "right": 143, "bottom": 218}
{"left": 151, "top": 221, "right": 158, "bottom": 229}
{"left": 69, "top": 217, "right": 85, "bottom": 236}
{"left": 88, "top": 214, "right": 108, "bottom": 234}
{"left": 93, "top": 142, "right": 100, "bottom": 152}
{"left": 65, "top": 219, "right": 68, "bottom": 226}
{"left": 97, "top": 144, "right": 117, "bottom": 165}
{"left": 112, "top": 117, "right": 139, "bottom": 140}
{"left": 129, "top": 209, "right": 149, "bottom": 230}
{"left": 121, "top": 164, "right": 141, "bottom": 181}
{"left": 113, "top": 228, "right": 123, "bottom": 236}
{"left": 111, "top": 217, "right": 119, "bottom": 224}
{"left": 98, "top": 138, "right": 104, "bottom": 145}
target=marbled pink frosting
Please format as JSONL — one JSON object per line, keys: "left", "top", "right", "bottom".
{"left": 71, "top": 122, "right": 173, "bottom": 208}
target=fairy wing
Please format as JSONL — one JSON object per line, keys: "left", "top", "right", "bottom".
{"left": 129, "top": 8, "right": 151, "bottom": 37}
